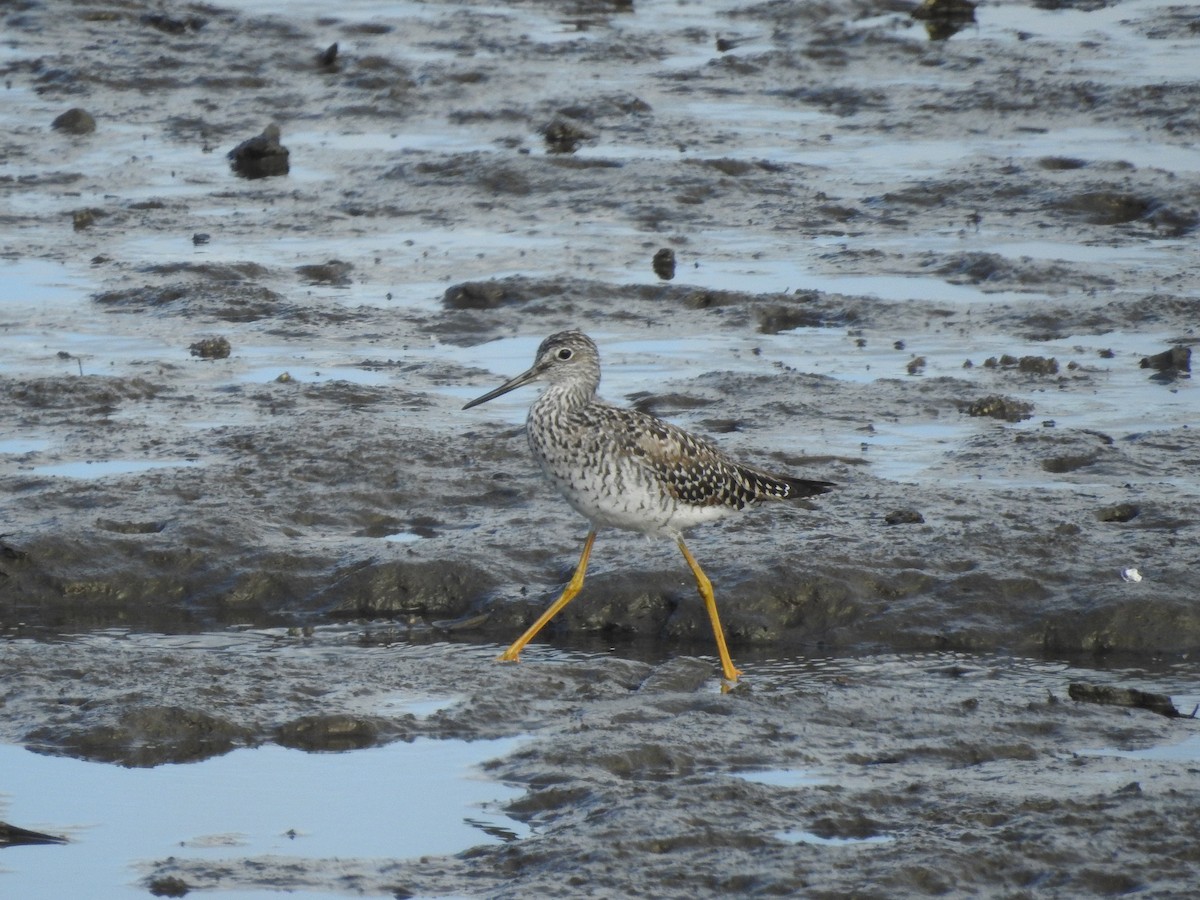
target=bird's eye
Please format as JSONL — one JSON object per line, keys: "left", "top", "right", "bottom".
{"left": 556, "top": 348, "right": 573, "bottom": 360}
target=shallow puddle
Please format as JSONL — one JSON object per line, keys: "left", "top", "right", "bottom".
{"left": 0, "top": 438, "right": 52, "bottom": 455}
{"left": 734, "top": 768, "right": 826, "bottom": 788}
{"left": 0, "top": 736, "right": 526, "bottom": 900}
{"left": 448, "top": 321, "right": 1193, "bottom": 485}
{"left": 2, "top": 0, "right": 1198, "bottom": 895}
{"left": 1080, "top": 733, "right": 1200, "bottom": 762}
{"left": 776, "top": 829, "right": 897, "bottom": 847}
{"left": 31, "top": 459, "right": 202, "bottom": 479}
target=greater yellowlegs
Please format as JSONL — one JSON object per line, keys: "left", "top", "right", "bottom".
{"left": 463, "top": 331, "right": 834, "bottom": 681}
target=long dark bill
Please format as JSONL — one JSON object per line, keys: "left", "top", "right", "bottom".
{"left": 462, "top": 365, "right": 542, "bottom": 410}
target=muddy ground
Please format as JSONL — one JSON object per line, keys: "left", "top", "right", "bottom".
{"left": 1, "top": 0, "right": 1199, "bottom": 896}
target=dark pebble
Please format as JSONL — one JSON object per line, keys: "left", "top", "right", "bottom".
{"left": 228, "top": 124, "right": 290, "bottom": 179}
{"left": 51, "top": 107, "right": 95, "bottom": 135}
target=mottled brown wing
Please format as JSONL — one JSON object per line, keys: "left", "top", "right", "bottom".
{"left": 609, "top": 406, "right": 833, "bottom": 509}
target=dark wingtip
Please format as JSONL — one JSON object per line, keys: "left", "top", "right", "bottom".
{"left": 784, "top": 477, "right": 836, "bottom": 499}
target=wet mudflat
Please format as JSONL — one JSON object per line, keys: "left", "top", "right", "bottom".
{"left": 2, "top": 0, "right": 1199, "bottom": 896}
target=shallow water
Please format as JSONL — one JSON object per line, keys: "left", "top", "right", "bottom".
{"left": 3, "top": 627, "right": 1198, "bottom": 897}
{"left": 451, "top": 322, "right": 1192, "bottom": 484}
{"left": 1080, "top": 733, "right": 1200, "bottom": 761}
{"left": 777, "top": 829, "right": 897, "bottom": 846}
{"left": 0, "top": 735, "right": 525, "bottom": 900}
{"left": 30, "top": 459, "right": 202, "bottom": 479}
{"left": 3, "top": 1, "right": 1199, "bottom": 895}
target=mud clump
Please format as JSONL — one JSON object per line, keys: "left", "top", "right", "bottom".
{"left": 541, "top": 117, "right": 593, "bottom": 154}
{"left": 72, "top": 208, "right": 102, "bottom": 230}
{"left": 275, "top": 715, "right": 394, "bottom": 751}
{"left": 442, "top": 278, "right": 549, "bottom": 310}
{"left": 983, "top": 354, "right": 1060, "bottom": 376}
{"left": 1096, "top": 503, "right": 1140, "bottom": 523}
{"left": 1140, "top": 345, "right": 1191, "bottom": 376}
{"left": 296, "top": 259, "right": 354, "bottom": 286}
{"left": 961, "top": 394, "right": 1035, "bottom": 421}
{"left": 756, "top": 302, "right": 830, "bottom": 334}
{"left": 51, "top": 107, "right": 95, "bottom": 134}
{"left": 189, "top": 336, "right": 232, "bottom": 359}
{"left": 1068, "top": 682, "right": 1181, "bottom": 718}
{"left": 9, "top": 375, "right": 167, "bottom": 411}
{"left": 911, "top": 0, "right": 977, "bottom": 41}
{"left": 1058, "top": 191, "right": 1196, "bottom": 233}
{"left": 1041, "top": 454, "right": 1095, "bottom": 473}
{"left": 141, "top": 12, "right": 206, "bottom": 34}
{"left": 317, "top": 42, "right": 339, "bottom": 71}
{"left": 95, "top": 282, "right": 290, "bottom": 322}
{"left": 228, "top": 123, "right": 289, "bottom": 179}
{"left": 884, "top": 509, "right": 925, "bottom": 525}
{"left": 26, "top": 706, "right": 252, "bottom": 767}
{"left": 1038, "top": 156, "right": 1088, "bottom": 170}
{"left": 147, "top": 876, "right": 191, "bottom": 898}
{"left": 652, "top": 248, "right": 676, "bottom": 280}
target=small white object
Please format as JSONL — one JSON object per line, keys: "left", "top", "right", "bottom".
{"left": 1121, "top": 567, "right": 1143, "bottom": 583}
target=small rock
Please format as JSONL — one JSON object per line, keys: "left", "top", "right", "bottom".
{"left": 541, "top": 117, "right": 592, "bottom": 154}
{"left": 884, "top": 509, "right": 925, "bottom": 526}
{"left": 757, "top": 305, "right": 825, "bottom": 335}
{"left": 1068, "top": 682, "right": 1179, "bottom": 718}
{"left": 1062, "top": 191, "right": 1153, "bottom": 226}
{"left": 1041, "top": 454, "right": 1095, "bottom": 473}
{"left": 228, "top": 123, "right": 289, "bottom": 179}
{"left": 1018, "top": 355, "right": 1059, "bottom": 375}
{"left": 147, "top": 875, "right": 191, "bottom": 897}
{"left": 275, "top": 714, "right": 385, "bottom": 751}
{"left": 1096, "top": 503, "right": 1139, "bottom": 523}
{"left": 652, "top": 248, "right": 676, "bottom": 280}
{"left": 983, "top": 354, "right": 1058, "bottom": 375}
{"left": 906, "top": 356, "right": 926, "bottom": 375}
{"left": 72, "top": 209, "right": 97, "bottom": 231}
{"left": 1139, "top": 346, "right": 1190, "bottom": 374}
{"left": 141, "top": 12, "right": 206, "bottom": 34}
{"left": 1038, "top": 156, "right": 1088, "bottom": 171}
{"left": 296, "top": 259, "right": 354, "bottom": 286}
{"left": 191, "top": 233, "right": 210, "bottom": 245}
{"left": 317, "top": 42, "right": 339, "bottom": 70}
{"left": 442, "top": 280, "right": 527, "bottom": 310}
{"left": 189, "top": 337, "right": 231, "bottom": 360}
{"left": 51, "top": 107, "right": 96, "bottom": 135}
{"left": 962, "top": 395, "right": 1034, "bottom": 422}
{"left": 911, "top": 0, "right": 976, "bottom": 40}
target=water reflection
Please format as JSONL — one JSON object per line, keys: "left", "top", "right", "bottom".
{"left": 911, "top": 0, "right": 977, "bottom": 41}
{"left": 777, "top": 829, "right": 896, "bottom": 846}
{"left": 0, "top": 737, "right": 527, "bottom": 900}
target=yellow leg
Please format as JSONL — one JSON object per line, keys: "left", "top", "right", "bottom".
{"left": 498, "top": 530, "right": 597, "bottom": 662}
{"left": 677, "top": 538, "right": 743, "bottom": 682}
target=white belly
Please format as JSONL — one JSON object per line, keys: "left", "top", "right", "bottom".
{"left": 537, "top": 455, "right": 733, "bottom": 538}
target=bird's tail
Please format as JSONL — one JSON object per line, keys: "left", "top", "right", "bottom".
{"left": 778, "top": 475, "right": 836, "bottom": 499}
{"left": 742, "top": 468, "right": 835, "bottom": 502}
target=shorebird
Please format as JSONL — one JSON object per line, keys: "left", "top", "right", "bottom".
{"left": 463, "top": 331, "right": 834, "bottom": 681}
